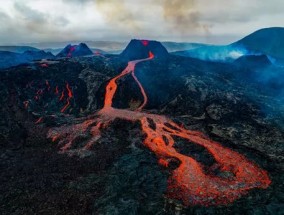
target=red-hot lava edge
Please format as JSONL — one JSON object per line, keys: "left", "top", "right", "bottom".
{"left": 47, "top": 48, "right": 271, "bottom": 206}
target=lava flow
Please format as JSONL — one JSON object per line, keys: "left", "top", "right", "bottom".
{"left": 55, "top": 86, "right": 59, "bottom": 95}
{"left": 35, "top": 117, "right": 43, "bottom": 124}
{"left": 48, "top": 49, "right": 271, "bottom": 206}
{"left": 60, "top": 83, "right": 73, "bottom": 113}
{"left": 67, "top": 46, "right": 76, "bottom": 57}
{"left": 104, "top": 51, "right": 154, "bottom": 110}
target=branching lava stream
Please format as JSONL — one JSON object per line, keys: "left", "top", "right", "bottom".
{"left": 48, "top": 47, "right": 271, "bottom": 206}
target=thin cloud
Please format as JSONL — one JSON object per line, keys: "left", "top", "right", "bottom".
{"left": 0, "top": 0, "right": 283, "bottom": 44}
{"left": 95, "top": 0, "right": 140, "bottom": 31}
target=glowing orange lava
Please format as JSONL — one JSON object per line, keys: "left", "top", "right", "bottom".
{"left": 59, "top": 90, "right": 65, "bottom": 101}
{"left": 23, "top": 100, "right": 29, "bottom": 109}
{"left": 66, "top": 82, "right": 73, "bottom": 98}
{"left": 35, "top": 117, "right": 43, "bottom": 124}
{"left": 104, "top": 51, "right": 153, "bottom": 110}
{"left": 26, "top": 81, "right": 76, "bottom": 124}
{"left": 60, "top": 82, "right": 73, "bottom": 113}
{"left": 48, "top": 50, "right": 271, "bottom": 206}
{"left": 67, "top": 46, "right": 76, "bottom": 58}
{"left": 141, "top": 40, "right": 149, "bottom": 46}
{"left": 55, "top": 86, "right": 59, "bottom": 94}
{"left": 45, "top": 80, "right": 51, "bottom": 91}
{"left": 40, "top": 63, "right": 48, "bottom": 68}
{"left": 60, "top": 99, "right": 70, "bottom": 113}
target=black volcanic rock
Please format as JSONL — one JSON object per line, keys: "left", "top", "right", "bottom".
{"left": 56, "top": 43, "right": 93, "bottom": 58}
{"left": 120, "top": 39, "right": 169, "bottom": 61}
{"left": 234, "top": 54, "right": 272, "bottom": 68}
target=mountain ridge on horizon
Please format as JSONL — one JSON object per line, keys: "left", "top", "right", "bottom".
{"left": 173, "top": 27, "right": 284, "bottom": 62}
{"left": 1, "top": 27, "right": 284, "bottom": 69}
{"left": 1, "top": 27, "right": 283, "bottom": 55}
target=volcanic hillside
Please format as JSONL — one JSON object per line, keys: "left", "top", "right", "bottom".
{"left": 233, "top": 27, "right": 284, "bottom": 60}
{"left": 56, "top": 43, "right": 93, "bottom": 58}
{"left": 120, "top": 39, "right": 169, "bottom": 61}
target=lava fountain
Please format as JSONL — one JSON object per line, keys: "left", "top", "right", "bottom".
{"left": 47, "top": 49, "right": 271, "bottom": 206}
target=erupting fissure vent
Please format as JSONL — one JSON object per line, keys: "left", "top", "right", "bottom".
{"left": 48, "top": 45, "right": 271, "bottom": 206}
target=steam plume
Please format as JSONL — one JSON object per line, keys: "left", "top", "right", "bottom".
{"left": 163, "top": 0, "right": 210, "bottom": 34}
{"left": 95, "top": 0, "right": 139, "bottom": 31}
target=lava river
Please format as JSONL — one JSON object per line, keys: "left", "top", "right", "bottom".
{"left": 47, "top": 48, "right": 271, "bottom": 206}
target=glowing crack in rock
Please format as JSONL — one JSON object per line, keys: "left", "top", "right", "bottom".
{"left": 59, "top": 90, "right": 65, "bottom": 101}
{"left": 23, "top": 100, "right": 29, "bottom": 109}
{"left": 40, "top": 63, "right": 49, "bottom": 68}
{"left": 67, "top": 46, "right": 76, "bottom": 57}
{"left": 55, "top": 86, "right": 59, "bottom": 95}
{"left": 60, "top": 82, "right": 73, "bottom": 113}
{"left": 24, "top": 80, "right": 75, "bottom": 123}
{"left": 35, "top": 116, "right": 43, "bottom": 124}
{"left": 45, "top": 80, "right": 51, "bottom": 91}
{"left": 94, "top": 50, "right": 108, "bottom": 59}
{"left": 47, "top": 47, "right": 271, "bottom": 206}
{"left": 141, "top": 40, "right": 149, "bottom": 46}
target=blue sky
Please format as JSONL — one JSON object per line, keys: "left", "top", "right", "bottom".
{"left": 0, "top": 0, "right": 283, "bottom": 45}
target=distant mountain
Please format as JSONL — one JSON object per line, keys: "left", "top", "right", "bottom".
{"left": 0, "top": 46, "right": 40, "bottom": 53}
{"left": 24, "top": 50, "right": 55, "bottom": 61}
{"left": 120, "top": 39, "right": 169, "bottom": 61}
{"left": 0, "top": 51, "right": 25, "bottom": 69}
{"left": 161, "top": 42, "right": 208, "bottom": 52}
{"left": 0, "top": 50, "right": 55, "bottom": 69}
{"left": 25, "top": 41, "right": 127, "bottom": 52}
{"left": 56, "top": 43, "right": 93, "bottom": 58}
{"left": 173, "top": 27, "right": 284, "bottom": 63}
{"left": 43, "top": 48, "right": 63, "bottom": 55}
{"left": 16, "top": 41, "right": 208, "bottom": 54}
{"left": 45, "top": 47, "right": 108, "bottom": 55}
{"left": 233, "top": 27, "right": 284, "bottom": 60}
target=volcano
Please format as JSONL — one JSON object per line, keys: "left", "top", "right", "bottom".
{"left": 120, "top": 39, "right": 169, "bottom": 61}
{"left": 233, "top": 27, "right": 284, "bottom": 60}
{"left": 56, "top": 43, "right": 93, "bottom": 58}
